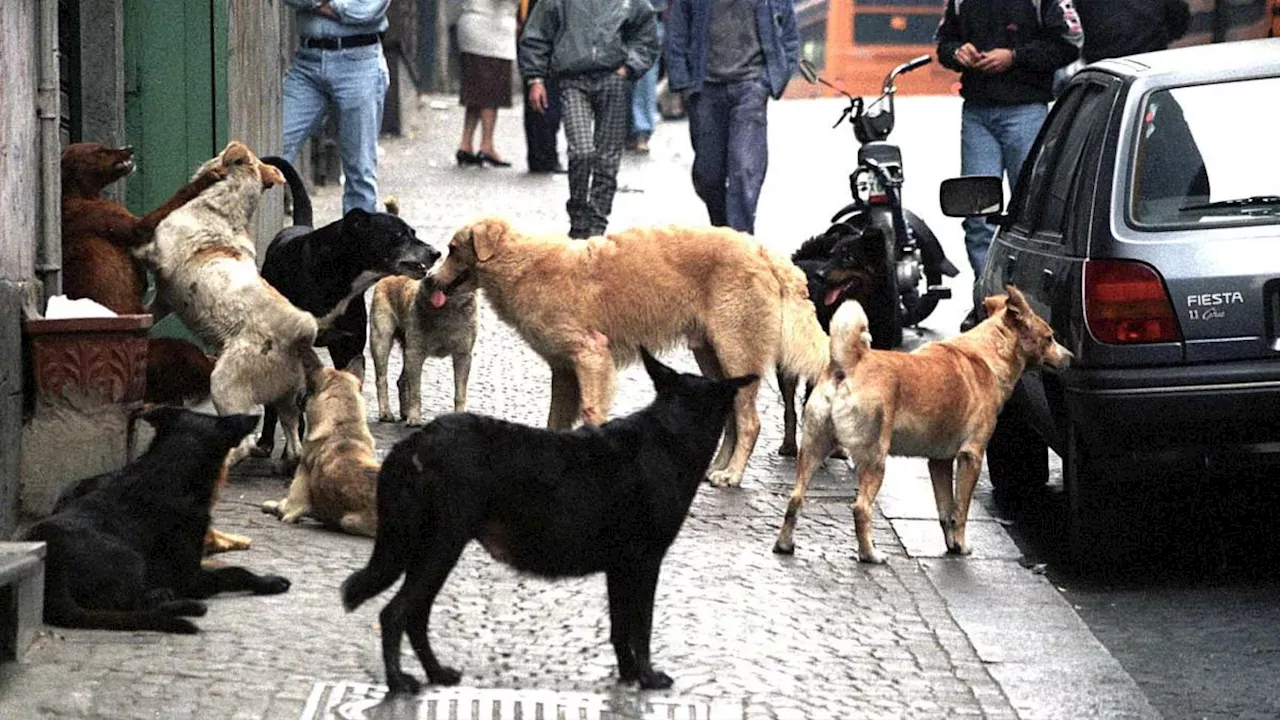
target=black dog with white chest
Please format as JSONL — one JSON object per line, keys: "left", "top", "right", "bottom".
{"left": 341, "top": 350, "right": 756, "bottom": 694}
{"left": 255, "top": 156, "right": 440, "bottom": 457}
{"left": 24, "top": 408, "right": 290, "bottom": 634}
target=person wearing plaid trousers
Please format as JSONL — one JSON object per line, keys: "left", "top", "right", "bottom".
{"left": 519, "top": 0, "right": 660, "bottom": 238}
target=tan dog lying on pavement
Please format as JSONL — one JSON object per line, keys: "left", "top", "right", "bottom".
{"left": 773, "top": 286, "right": 1072, "bottom": 562}
{"left": 424, "top": 217, "right": 829, "bottom": 487}
{"left": 261, "top": 355, "right": 378, "bottom": 537}
{"left": 369, "top": 273, "right": 478, "bottom": 425}
{"left": 134, "top": 141, "right": 313, "bottom": 469}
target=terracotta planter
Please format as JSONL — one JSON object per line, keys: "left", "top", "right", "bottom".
{"left": 23, "top": 315, "right": 153, "bottom": 404}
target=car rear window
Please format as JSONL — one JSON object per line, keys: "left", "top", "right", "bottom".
{"left": 1129, "top": 77, "right": 1280, "bottom": 230}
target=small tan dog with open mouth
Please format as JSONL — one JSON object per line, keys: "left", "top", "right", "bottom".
{"left": 262, "top": 354, "right": 379, "bottom": 536}
{"left": 369, "top": 273, "right": 478, "bottom": 426}
{"left": 773, "top": 286, "right": 1072, "bottom": 562}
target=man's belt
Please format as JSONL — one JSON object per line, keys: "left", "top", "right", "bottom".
{"left": 300, "top": 33, "right": 382, "bottom": 50}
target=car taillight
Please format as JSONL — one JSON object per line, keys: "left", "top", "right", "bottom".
{"left": 1084, "top": 260, "right": 1182, "bottom": 344}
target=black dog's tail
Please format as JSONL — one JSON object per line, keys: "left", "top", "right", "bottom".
{"left": 33, "top": 536, "right": 199, "bottom": 634}
{"left": 341, "top": 440, "right": 425, "bottom": 611}
{"left": 260, "top": 155, "right": 312, "bottom": 228}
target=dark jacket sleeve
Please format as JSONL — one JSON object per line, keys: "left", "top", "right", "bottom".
{"left": 1165, "top": 0, "right": 1191, "bottom": 42}
{"left": 1014, "top": 0, "right": 1083, "bottom": 72}
{"left": 665, "top": 0, "right": 693, "bottom": 92}
{"left": 518, "top": 0, "right": 558, "bottom": 80}
{"left": 934, "top": 0, "right": 965, "bottom": 72}
{"left": 623, "top": 0, "right": 660, "bottom": 78}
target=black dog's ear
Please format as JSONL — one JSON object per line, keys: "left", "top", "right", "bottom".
{"left": 138, "top": 405, "right": 184, "bottom": 430}
{"left": 219, "top": 414, "right": 260, "bottom": 445}
{"left": 640, "top": 347, "right": 678, "bottom": 391}
{"left": 344, "top": 208, "right": 372, "bottom": 228}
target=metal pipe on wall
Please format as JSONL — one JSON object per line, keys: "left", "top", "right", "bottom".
{"left": 35, "top": 0, "right": 62, "bottom": 304}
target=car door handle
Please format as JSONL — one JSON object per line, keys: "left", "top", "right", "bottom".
{"left": 1003, "top": 254, "right": 1018, "bottom": 281}
{"left": 1041, "top": 268, "right": 1055, "bottom": 293}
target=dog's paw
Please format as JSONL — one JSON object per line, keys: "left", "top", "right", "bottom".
{"left": 261, "top": 500, "right": 282, "bottom": 517}
{"left": 426, "top": 666, "right": 462, "bottom": 686}
{"left": 858, "top": 549, "right": 888, "bottom": 565}
{"left": 772, "top": 539, "right": 796, "bottom": 555}
{"left": 706, "top": 469, "right": 742, "bottom": 488}
{"left": 777, "top": 441, "right": 798, "bottom": 457}
{"left": 946, "top": 542, "right": 972, "bottom": 557}
{"left": 248, "top": 444, "right": 272, "bottom": 459}
{"left": 386, "top": 671, "right": 422, "bottom": 695}
{"left": 638, "top": 669, "right": 674, "bottom": 690}
{"left": 163, "top": 617, "right": 201, "bottom": 634}
{"left": 405, "top": 416, "right": 425, "bottom": 428}
{"left": 377, "top": 413, "right": 396, "bottom": 423}
{"left": 254, "top": 575, "right": 292, "bottom": 595}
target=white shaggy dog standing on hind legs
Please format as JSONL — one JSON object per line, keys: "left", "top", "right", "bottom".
{"left": 134, "top": 141, "right": 317, "bottom": 468}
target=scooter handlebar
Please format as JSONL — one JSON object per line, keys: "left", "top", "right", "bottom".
{"left": 885, "top": 55, "right": 933, "bottom": 91}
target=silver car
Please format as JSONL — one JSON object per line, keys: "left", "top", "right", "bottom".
{"left": 941, "top": 38, "right": 1280, "bottom": 562}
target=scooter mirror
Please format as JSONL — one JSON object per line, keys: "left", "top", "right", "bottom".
{"left": 940, "top": 176, "right": 1005, "bottom": 217}
{"left": 798, "top": 59, "right": 819, "bottom": 84}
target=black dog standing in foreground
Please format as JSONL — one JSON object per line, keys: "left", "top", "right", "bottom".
{"left": 24, "top": 408, "right": 291, "bottom": 634}
{"left": 254, "top": 156, "right": 439, "bottom": 459}
{"left": 342, "top": 350, "right": 757, "bottom": 693}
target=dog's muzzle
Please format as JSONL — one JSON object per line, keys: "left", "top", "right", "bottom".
{"left": 395, "top": 260, "right": 431, "bottom": 279}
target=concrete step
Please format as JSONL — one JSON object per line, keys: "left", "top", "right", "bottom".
{"left": 0, "top": 542, "right": 45, "bottom": 663}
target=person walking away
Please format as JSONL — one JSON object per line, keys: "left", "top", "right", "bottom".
{"left": 519, "top": 0, "right": 565, "bottom": 173}
{"left": 519, "top": 0, "right": 660, "bottom": 239}
{"left": 282, "top": 0, "right": 391, "bottom": 214}
{"left": 935, "top": 0, "right": 1082, "bottom": 325}
{"left": 628, "top": 0, "right": 668, "bottom": 154}
{"left": 665, "top": 0, "right": 799, "bottom": 235}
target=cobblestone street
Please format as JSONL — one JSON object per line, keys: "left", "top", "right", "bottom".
{"left": 0, "top": 94, "right": 1152, "bottom": 719}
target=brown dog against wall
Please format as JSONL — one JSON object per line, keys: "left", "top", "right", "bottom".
{"left": 60, "top": 142, "right": 226, "bottom": 314}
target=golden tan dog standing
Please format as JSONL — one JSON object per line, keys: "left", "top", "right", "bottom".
{"left": 426, "top": 217, "right": 829, "bottom": 487}
{"left": 134, "top": 141, "right": 313, "bottom": 467}
{"left": 262, "top": 356, "right": 379, "bottom": 537}
{"left": 773, "top": 286, "right": 1072, "bottom": 562}
{"left": 369, "top": 274, "right": 478, "bottom": 425}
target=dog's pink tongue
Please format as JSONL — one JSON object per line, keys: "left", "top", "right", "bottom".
{"left": 824, "top": 288, "right": 841, "bottom": 306}
{"left": 430, "top": 290, "right": 447, "bottom": 308}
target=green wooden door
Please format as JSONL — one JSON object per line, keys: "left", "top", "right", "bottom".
{"left": 123, "top": 0, "right": 228, "bottom": 347}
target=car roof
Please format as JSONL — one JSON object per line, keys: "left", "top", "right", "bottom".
{"left": 1088, "top": 37, "right": 1280, "bottom": 87}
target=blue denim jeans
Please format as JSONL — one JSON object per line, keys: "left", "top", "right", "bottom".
{"left": 687, "top": 76, "right": 770, "bottom": 234}
{"left": 630, "top": 20, "right": 663, "bottom": 138}
{"left": 959, "top": 101, "right": 1048, "bottom": 279}
{"left": 282, "top": 44, "right": 389, "bottom": 214}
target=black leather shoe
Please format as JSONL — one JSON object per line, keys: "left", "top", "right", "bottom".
{"left": 477, "top": 151, "right": 512, "bottom": 168}
{"left": 455, "top": 149, "right": 482, "bottom": 166}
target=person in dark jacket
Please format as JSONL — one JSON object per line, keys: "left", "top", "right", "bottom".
{"left": 519, "top": 0, "right": 565, "bottom": 173}
{"left": 519, "top": 0, "right": 660, "bottom": 238}
{"left": 936, "top": 0, "right": 1082, "bottom": 306}
{"left": 1077, "top": 0, "right": 1189, "bottom": 62}
{"left": 666, "top": 0, "right": 800, "bottom": 235}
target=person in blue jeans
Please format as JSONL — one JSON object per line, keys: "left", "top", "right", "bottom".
{"left": 628, "top": 0, "right": 667, "bottom": 154}
{"left": 282, "top": 0, "right": 391, "bottom": 214}
{"left": 665, "top": 0, "right": 798, "bottom": 235}
{"left": 935, "top": 0, "right": 1081, "bottom": 310}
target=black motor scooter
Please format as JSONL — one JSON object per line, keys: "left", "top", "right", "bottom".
{"left": 798, "top": 56, "right": 959, "bottom": 348}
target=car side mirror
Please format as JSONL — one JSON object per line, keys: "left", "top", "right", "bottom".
{"left": 798, "top": 59, "right": 819, "bottom": 84}
{"left": 940, "top": 176, "right": 1005, "bottom": 217}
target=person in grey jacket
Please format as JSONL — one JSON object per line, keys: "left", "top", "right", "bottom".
{"left": 519, "top": 0, "right": 660, "bottom": 238}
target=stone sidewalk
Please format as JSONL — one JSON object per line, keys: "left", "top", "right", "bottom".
{"left": 0, "top": 95, "right": 1151, "bottom": 719}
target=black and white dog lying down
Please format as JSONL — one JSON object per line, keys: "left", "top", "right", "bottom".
{"left": 255, "top": 156, "right": 440, "bottom": 459}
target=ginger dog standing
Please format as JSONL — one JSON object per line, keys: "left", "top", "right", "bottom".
{"left": 773, "top": 286, "right": 1072, "bottom": 562}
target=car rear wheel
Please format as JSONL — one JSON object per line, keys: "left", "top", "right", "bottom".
{"left": 1064, "top": 421, "right": 1131, "bottom": 570}
{"left": 986, "top": 401, "right": 1050, "bottom": 501}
